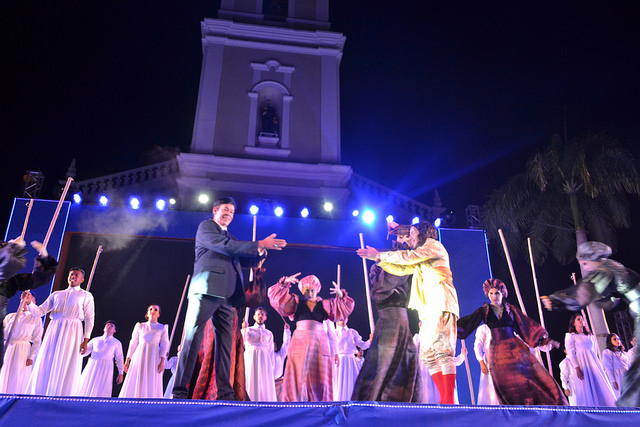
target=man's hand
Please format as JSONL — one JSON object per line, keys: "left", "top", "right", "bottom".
{"left": 330, "top": 281, "right": 344, "bottom": 298}
{"left": 117, "top": 374, "right": 124, "bottom": 385}
{"left": 258, "top": 234, "right": 287, "bottom": 251}
{"left": 541, "top": 296, "right": 553, "bottom": 311}
{"left": 30, "top": 241, "right": 48, "bottom": 257}
{"left": 549, "top": 339, "right": 561, "bottom": 349}
{"left": 480, "top": 360, "right": 488, "bottom": 375}
{"left": 282, "top": 272, "right": 301, "bottom": 286}
{"left": 356, "top": 246, "right": 379, "bottom": 261}
{"left": 9, "top": 237, "right": 26, "bottom": 248}
{"left": 79, "top": 338, "right": 89, "bottom": 354}
{"left": 124, "top": 358, "right": 131, "bottom": 373}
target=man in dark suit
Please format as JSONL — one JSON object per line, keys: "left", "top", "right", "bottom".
{"left": 172, "top": 197, "right": 286, "bottom": 400}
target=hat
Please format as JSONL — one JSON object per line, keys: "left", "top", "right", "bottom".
{"left": 576, "top": 241, "right": 612, "bottom": 261}
{"left": 298, "top": 275, "right": 321, "bottom": 294}
{"left": 387, "top": 220, "right": 411, "bottom": 240}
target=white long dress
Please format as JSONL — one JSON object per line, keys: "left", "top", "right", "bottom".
{"left": 473, "top": 324, "right": 500, "bottom": 405}
{"left": 243, "top": 323, "right": 277, "bottom": 401}
{"left": 0, "top": 311, "right": 43, "bottom": 394}
{"left": 559, "top": 357, "right": 577, "bottom": 405}
{"left": 119, "top": 322, "right": 169, "bottom": 398}
{"left": 333, "top": 325, "right": 371, "bottom": 401}
{"left": 602, "top": 348, "right": 630, "bottom": 399}
{"left": 78, "top": 335, "right": 125, "bottom": 397}
{"left": 25, "top": 286, "right": 95, "bottom": 396}
{"left": 565, "top": 332, "right": 616, "bottom": 406}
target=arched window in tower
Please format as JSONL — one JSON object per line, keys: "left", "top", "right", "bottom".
{"left": 260, "top": 98, "right": 280, "bottom": 142}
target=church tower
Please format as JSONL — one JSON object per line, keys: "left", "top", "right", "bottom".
{"left": 178, "top": 0, "right": 351, "bottom": 212}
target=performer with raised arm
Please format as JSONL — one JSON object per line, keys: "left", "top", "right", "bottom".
{"left": 25, "top": 267, "right": 94, "bottom": 396}
{"left": 357, "top": 221, "right": 458, "bottom": 404}
{"left": 0, "top": 291, "right": 43, "bottom": 394}
{"left": 0, "top": 238, "right": 57, "bottom": 366}
{"left": 352, "top": 223, "right": 421, "bottom": 402}
{"left": 78, "top": 320, "right": 124, "bottom": 397}
{"left": 172, "top": 197, "right": 286, "bottom": 400}
{"left": 542, "top": 241, "right": 640, "bottom": 407}
{"left": 120, "top": 305, "right": 169, "bottom": 398}
{"left": 268, "top": 273, "right": 354, "bottom": 401}
{"left": 457, "top": 278, "right": 567, "bottom": 405}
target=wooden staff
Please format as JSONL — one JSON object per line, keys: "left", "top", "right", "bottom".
{"left": 42, "top": 177, "right": 74, "bottom": 249}
{"left": 168, "top": 275, "right": 191, "bottom": 352}
{"left": 84, "top": 245, "right": 103, "bottom": 293}
{"left": 461, "top": 340, "right": 476, "bottom": 405}
{"left": 4, "top": 293, "right": 30, "bottom": 346}
{"left": 498, "top": 230, "right": 542, "bottom": 364}
{"left": 497, "top": 229, "right": 527, "bottom": 315}
{"left": 527, "top": 238, "right": 553, "bottom": 373}
{"left": 19, "top": 199, "right": 34, "bottom": 240}
{"left": 245, "top": 215, "right": 258, "bottom": 325}
{"left": 358, "top": 233, "right": 375, "bottom": 334}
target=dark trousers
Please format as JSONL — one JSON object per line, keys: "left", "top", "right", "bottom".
{"left": 172, "top": 294, "right": 235, "bottom": 399}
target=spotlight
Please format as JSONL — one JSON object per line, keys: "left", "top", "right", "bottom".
{"left": 274, "top": 206, "right": 284, "bottom": 217}
{"left": 129, "top": 197, "right": 141, "bottom": 210}
{"left": 300, "top": 207, "right": 309, "bottom": 218}
{"left": 169, "top": 198, "right": 177, "bottom": 205}
{"left": 411, "top": 216, "right": 420, "bottom": 225}
{"left": 352, "top": 210, "right": 359, "bottom": 217}
{"left": 323, "top": 202, "right": 334, "bottom": 212}
{"left": 434, "top": 217, "right": 442, "bottom": 228}
{"left": 362, "top": 210, "right": 375, "bottom": 225}
{"left": 198, "top": 194, "right": 209, "bottom": 204}
{"left": 72, "top": 193, "right": 82, "bottom": 205}
{"left": 249, "top": 205, "right": 259, "bottom": 215}
{"left": 98, "top": 195, "right": 109, "bottom": 207}
{"left": 155, "top": 199, "right": 167, "bottom": 211}
{"left": 385, "top": 215, "right": 394, "bottom": 223}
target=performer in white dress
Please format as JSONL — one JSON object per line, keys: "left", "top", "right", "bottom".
{"left": 565, "top": 313, "right": 616, "bottom": 406}
{"left": 273, "top": 323, "right": 291, "bottom": 401}
{"left": 78, "top": 320, "right": 124, "bottom": 397}
{"left": 242, "top": 307, "right": 284, "bottom": 401}
{"left": 333, "top": 319, "right": 371, "bottom": 401}
{"left": 0, "top": 292, "right": 43, "bottom": 394}
{"left": 119, "top": 305, "right": 169, "bottom": 398}
{"left": 602, "top": 333, "right": 631, "bottom": 399}
{"left": 473, "top": 323, "right": 500, "bottom": 405}
{"left": 25, "top": 268, "right": 95, "bottom": 396}
{"left": 559, "top": 350, "right": 578, "bottom": 405}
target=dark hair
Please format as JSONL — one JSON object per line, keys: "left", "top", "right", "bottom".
{"left": 606, "top": 333, "right": 622, "bottom": 352}
{"left": 482, "top": 278, "right": 508, "bottom": 299}
{"left": 412, "top": 222, "right": 439, "bottom": 246}
{"left": 145, "top": 304, "right": 161, "bottom": 320}
{"left": 213, "top": 197, "right": 236, "bottom": 208}
{"left": 568, "top": 313, "right": 590, "bottom": 335}
{"left": 69, "top": 267, "right": 85, "bottom": 276}
{"left": 254, "top": 306, "right": 267, "bottom": 314}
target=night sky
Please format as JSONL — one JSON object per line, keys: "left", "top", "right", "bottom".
{"left": 3, "top": 2, "right": 640, "bottom": 343}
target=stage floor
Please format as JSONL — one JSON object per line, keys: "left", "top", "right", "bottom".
{"left": 2, "top": 395, "right": 640, "bottom": 426}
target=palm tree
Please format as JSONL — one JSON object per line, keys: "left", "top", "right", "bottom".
{"left": 483, "top": 132, "right": 640, "bottom": 265}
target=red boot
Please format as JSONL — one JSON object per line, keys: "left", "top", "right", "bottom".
{"left": 440, "top": 374, "right": 456, "bottom": 404}
{"left": 430, "top": 372, "right": 445, "bottom": 402}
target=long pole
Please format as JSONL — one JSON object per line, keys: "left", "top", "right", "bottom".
{"left": 358, "top": 233, "right": 375, "bottom": 334}
{"left": 168, "top": 275, "right": 191, "bottom": 352}
{"left": 19, "top": 199, "right": 34, "bottom": 240}
{"left": 84, "top": 245, "right": 103, "bottom": 293}
{"left": 527, "top": 238, "right": 553, "bottom": 373}
{"left": 5, "top": 294, "right": 29, "bottom": 346}
{"left": 245, "top": 215, "right": 258, "bottom": 325}
{"left": 461, "top": 340, "right": 476, "bottom": 405}
{"left": 42, "top": 177, "right": 74, "bottom": 249}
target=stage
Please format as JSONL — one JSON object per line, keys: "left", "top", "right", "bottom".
{"left": 1, "top": 395, "right": 639, "bottom": 426}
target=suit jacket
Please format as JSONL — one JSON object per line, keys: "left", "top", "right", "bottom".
{"left": 190, "top": 219, "right": 265, "bottom": 308}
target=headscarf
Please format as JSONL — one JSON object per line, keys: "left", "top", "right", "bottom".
{"left": 298, "top": 275, "right": 321, "bottom": 294}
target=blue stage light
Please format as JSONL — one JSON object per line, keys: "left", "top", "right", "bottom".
{"left": 412, "top": 216, "right": 420, "bottom": 224}
{"left": 362, "top": 210, "right": 375, "bottom": 224}
{"left": 274, "top": 206, "right": 284, "bottom": 217}
{"left": 155, "top": 199, "right": 167, "bottom": 211}
{"left": 129, "top": 197, "right": 141, "bottom": 210}
{"left": 198, "top": 194, "right": 209, "bottom": 204}
{"left": 323, "top": 202, "right": 334, "bottom": 212}
{"left": 352, "top": 210, "right": 359, "bottom": 217}
{"left": 72, "top": 193, "right": 82, "bottom": 205}
{"left": 385, "top": 215, "right": 394, "bottom": 223}
{"left": 434, "top": 217, "right": 442, "bottom": 228}
{"left": 300, "top": 207, "right": 309, "bottom": 218}
{"left": 98, "top": 195, "right": 109, "bottom": 206}
{"left": 249, "top": 205, "right": 259, "bottom": 215}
